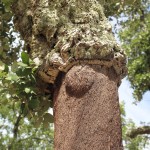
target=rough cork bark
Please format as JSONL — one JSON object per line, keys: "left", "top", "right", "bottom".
{"left": 54, "top": 65, "right": 123, "bottom": 150}
{"left": 11, "top": 0, "right": 126, "bottom": 149}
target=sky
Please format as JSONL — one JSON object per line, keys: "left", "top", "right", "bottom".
{"left": 109, "top": 17, "right": 150, "bottom": 126}
{"left": 119, "top": 77, "right": 150, "bottom": 126}
{"left": 119, "top": 78, "right": 150, "bottom": 149}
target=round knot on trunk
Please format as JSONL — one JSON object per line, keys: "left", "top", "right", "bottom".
{"left": 65, "top": 66, "right": 94, "bottom": 98}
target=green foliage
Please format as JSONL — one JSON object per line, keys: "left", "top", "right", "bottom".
{"left": 0, "top": 98, "right": 54, "bottom": 149}
{"left": 0, "top": 1, "right": 54, "bottom": 129}
{"left": 104, "top": 0, "right": 143, "bottom": 17}
{"left": 120, "top": 102, "right": 150, "bottom": 149}
{"left": 0, "top": 1, "right": 21, "bottom": 65}
{"left": 1, "top": 0, "right": 17, "bottom": 12}
{"left": 123, "top": 120, "right": 149, "bottom": 150}
{"left": 0, "top": 51, "right": 53, "bottom": 126}
{"left": 21, "top": 51, "right": 30, "bottom": 64}
{"left": 118, "top": 0, "right": 150, "bottom": 100}
{"left": 0, "top": 50, "right": 54, "bottom": 148}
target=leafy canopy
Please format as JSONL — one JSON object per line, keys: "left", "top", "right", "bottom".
{"left": 118, "top": 0, "right": 150, "bottom": 100}
{"left": 0, "top": 1, "right": 54, "bottom": 149}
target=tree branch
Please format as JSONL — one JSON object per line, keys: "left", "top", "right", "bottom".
{"left": 13, "top": 113, "right": 22, "bottom": 139}
{"left": 8, "top": 111, "right": 22, "bottom": 150}
{"left": 127, "top": 126, "right": 150, "bottom": 138}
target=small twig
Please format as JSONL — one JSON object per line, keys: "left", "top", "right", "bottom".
{"left": 13, "top": 113, "right": 22, "bottom": 139}
{"left": 8, "top": 109, "right": 22, "bottom": 150}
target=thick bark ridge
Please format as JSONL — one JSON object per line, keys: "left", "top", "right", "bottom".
{"left": 54, "top": 65, "right": 123, "bottom": 150}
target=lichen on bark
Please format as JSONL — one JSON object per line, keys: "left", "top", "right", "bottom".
{"left": 12, "top": 0, "right": 127, "bottom": 84}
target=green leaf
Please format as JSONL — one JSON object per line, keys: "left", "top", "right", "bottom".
{"left": 18, "top": 62, "right": 28, "bottom": 67}
{"left": 4, "top": 64, "right": 9, "bottom": 73}
{"left": 22, "top": 68, "right": 32, "bottom": 76}
{"left": 43, "top": 120, "right": 49, "bottom": 128}
{"left": 40, "top": 100, "right": 50, "bottom": 112}
{"left": 6, "top": 73, "right": 19, "bottom": 81}
{"left": 30, "top": 74, "right": 36, "bottom": 83}
{"left": 25, "top": 88, "right": 31, "bottom": 94}
{"left": 28, "top": 99, "right": 39, "bottom": 109}
{"left": 0, "top": 71, "right": 7, "bottom": 78}
{"left": 34, "top": 117, "right": 43, "bottom": 128}
{"left": 16, "top": 67, "right": 31, "bottom": 76}
{"left": 11, "top": 61, "right": 18, "bottom": 72}
{"left": 0, "top": 61, "right": 5, "bottom": 71}
{"left": 21, "top": 52, "right": 29, "bottom": 64}
{"left": 43, "top": 113, "right": 54, "bottom": 123}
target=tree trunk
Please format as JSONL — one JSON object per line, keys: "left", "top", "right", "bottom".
{"left": 11, "top": 0, "right": 126, "bottom": 149}
{"left": 54, "top": 65, "right": 123, "bottom": 150}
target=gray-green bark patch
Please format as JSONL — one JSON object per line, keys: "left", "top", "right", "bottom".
{"left": 12, "top": 0, "right": 127, "bottom": 84}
